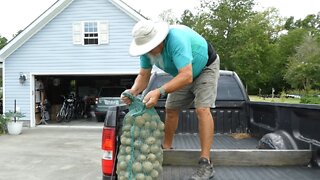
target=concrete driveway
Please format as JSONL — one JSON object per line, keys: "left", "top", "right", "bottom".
{"left": 0, "top": 124, "right": 103, "bottom": 180}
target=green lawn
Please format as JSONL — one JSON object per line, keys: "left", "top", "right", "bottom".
{"left": 249, "top": 96, "right": 301, "bottom": 104}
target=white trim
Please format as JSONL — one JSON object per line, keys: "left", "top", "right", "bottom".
{"left": 109, "top": 0, "right": 145, "bottom": 21}
{"left": 99, "top": 21, "right": 109, "bottom": 44}
{"left": 72, "top": 22, "right": 83, "bottom": 45}
{"left": 2, "top": 61, "right": 5, "bottom": 114}
{"left": 30, "top": 75, "right": 36, "bottom": 127}
{"left": 74, "top": 21, "right": 110, "bottom": 45}
{"left": 0, "top": 0, "right": 74, "bottom": 59}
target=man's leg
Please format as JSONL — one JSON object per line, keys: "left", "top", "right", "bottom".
{"left": 163, "top": 108, "right": 180, "bottom": 149}
{"left": 188, "top": 55, "right": 219, "bottom": 179}
{"left": 196, "top": 107, "right": 214, "bottom": 159}
{"left": 188, "top": 107, "right": 215, "bottom": 180}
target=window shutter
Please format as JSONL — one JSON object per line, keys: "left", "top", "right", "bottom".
{"left": 99, "top": 21, "right": 109, "bottom": 44}
{"left": 73, "top": 22, "right": 82, "bottom": 45}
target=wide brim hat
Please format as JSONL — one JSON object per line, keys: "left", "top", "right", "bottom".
{"left": 129, "top": 20, "right": 169, "bottom": 56}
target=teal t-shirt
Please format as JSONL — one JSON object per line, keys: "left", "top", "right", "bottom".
{"left": 140, "top": 25, "right": 208, "bottom": 78}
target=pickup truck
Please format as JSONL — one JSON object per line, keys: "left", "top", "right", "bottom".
{"left": 94, "top": 86, "right": 126, "bottom": 122}
{"left": 101, "top": 70, "right": 320, "bottom": 180}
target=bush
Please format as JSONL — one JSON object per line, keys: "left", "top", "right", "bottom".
{"left": 300, "top": 95, "right": 320, "bottom": 104}
{"left": 0, "top": 114, "right": 10, "bottom": 134}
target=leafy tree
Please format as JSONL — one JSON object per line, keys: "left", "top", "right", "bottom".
{"left": 158, "top": 9, "right": 178, "bottom": 25}
{"left": 196, "top": 0, "right": 255, "bottom": 70}
{"left": 284, "top": 35, "right": 320, "bottom": 90}
{"left": 176, "top": 0, "right": 320, "bottom": 94}
{"left": 0, "top": 35, "right": 8, "bottom": 49}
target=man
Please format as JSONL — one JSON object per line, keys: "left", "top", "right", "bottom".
{"left": 122, "top": 20, "right": 220, "bottom": 179}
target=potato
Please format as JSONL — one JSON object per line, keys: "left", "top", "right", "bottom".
{"left": 135, "top": 173, "right": 145, "bottom": 180}
{"left": 145, "top": 137, "right": 156, "bottom": 145}
{"left": 140, "top": 144, "right": 150, "bottom": 154}
{"left": 132, "top": 162, "right": 142, "bottom": 173}
{"left": 150, "top": 169, "right": 159, "bottom": 178}
{"left": 135, "top": 116, "right": 146, "bottom": 127}
{"left": 142, "top": 161, "right": 153, "bottom": 173}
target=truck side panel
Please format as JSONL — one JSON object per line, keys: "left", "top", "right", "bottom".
{"left": 248, "top": 102, "right": 320, "bottom": 149}
{"left": 155, "top": 101, "right": 248, "bottom": 134}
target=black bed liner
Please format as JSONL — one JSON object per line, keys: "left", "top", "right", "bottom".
{"left": 162, "top": 165, "right": 320, "bottom": 180}
{"left": 161, "top": 134, "right": 318, "bottom": 179}
{"left": 173, "top": 134, "right": 258, "bottom": 149}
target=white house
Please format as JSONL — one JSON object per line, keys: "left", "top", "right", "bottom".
{"left": 0, "top": 0, "right": 147, "bottom": 127}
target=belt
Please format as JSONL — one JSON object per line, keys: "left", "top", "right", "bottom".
{"left": 206, "top": 41, "right": 217, "bottom": 66}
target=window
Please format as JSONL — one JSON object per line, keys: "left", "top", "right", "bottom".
{"left": 84, "top": 22, "right": 98, "bottom": 45}
{"left": 216, "top": 75, "right": 245, "bottom": 101}
{"left": 73, "top": 21, "right": 109, "bottom": 45}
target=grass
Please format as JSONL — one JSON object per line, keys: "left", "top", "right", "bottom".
{"left": 249, "top": 95, "right": 301, "bottom": 104}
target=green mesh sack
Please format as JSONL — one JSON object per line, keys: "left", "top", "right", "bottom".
{"left": 116, "top": 92, "right": 164, "bottom": 180}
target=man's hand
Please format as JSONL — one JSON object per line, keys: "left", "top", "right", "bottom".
{"left": 120, "top": 89, "right": 133, "bottom": 105}
{"left": 143, "top": 89, "right": 161, "bottom": 108}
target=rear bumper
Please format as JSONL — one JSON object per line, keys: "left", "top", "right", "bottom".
{"left": 94, "top": 110, "right": 107, "bottom": 121}
{"left": 103, "top": 174, "right": 116, "bottom": 180}
{"left": 95, "top": 111, "right": 106, "bottom": 116}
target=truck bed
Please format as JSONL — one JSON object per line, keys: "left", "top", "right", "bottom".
{"left": 173, "top": 133, "right": 258, "bottom": 149}
{"left": 161, "top": 134, "right": 319, "bottom": 180}
{"left": 162, "top": 165, "right": 320, "bottom": 180}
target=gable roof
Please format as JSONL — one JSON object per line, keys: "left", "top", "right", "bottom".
{"left": 0, "top": 0, "right": 145, "bottom": 61}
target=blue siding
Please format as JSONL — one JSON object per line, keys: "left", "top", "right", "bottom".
{"left": 4, "top": 0, "right": 141, "bottom": 121}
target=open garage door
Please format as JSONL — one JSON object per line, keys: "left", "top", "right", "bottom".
{"left": 34, "top": 75, "right": 135, "bottom": 125}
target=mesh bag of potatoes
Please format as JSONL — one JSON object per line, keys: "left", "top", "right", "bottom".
{"left": 117, "top": 92, "right": 164, "bottom": 180}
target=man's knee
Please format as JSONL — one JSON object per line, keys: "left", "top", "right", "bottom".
{"left": 196, "top": 107, "right": 213, "bottom": 120}
{"left": 166, "top": 108, "right": 179, "bottom": 118}
{"left": 196, "top": 107, "right": 211, "bottom": 114}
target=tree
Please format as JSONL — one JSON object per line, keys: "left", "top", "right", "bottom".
{"left": 179, "top": 0, "right": 287, "bottom": 93}
{"left": 228, "top": 9, "right": 286, "bottom": 94}
{"left": 179, "top": 0, "right": 257, "bottom": 69}
{"left": 178, "top": 0, "right": 320, "bottom": 94}
{"left": 158, "top": 9, "right": 178, "bottom": 24}
{"left": 0, "top": 35, "right": 8, "bottom": 49}
{"left": 284, "top": 35, "right": 320, "bottom": 90}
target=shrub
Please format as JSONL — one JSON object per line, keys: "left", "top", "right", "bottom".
{"left": 300, "top": 95, "right": 320, "bottom": 104}
{"left": 0, "top": 114, "right": 10, "bottom": 134}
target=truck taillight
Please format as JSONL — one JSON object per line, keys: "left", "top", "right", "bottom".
{"left": 101, "top": 127, "right": 116, "bottom": 175}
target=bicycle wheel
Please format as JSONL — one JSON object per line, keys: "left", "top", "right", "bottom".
{"left": 56, "top": 107, "right": 66, "bottom": 123}
{"left": 65, "top": 106, "right": 73, "bottom": 122}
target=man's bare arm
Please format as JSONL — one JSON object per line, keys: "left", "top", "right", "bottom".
{"left": 130, "top": 68, "right": 152, "bottom": 96}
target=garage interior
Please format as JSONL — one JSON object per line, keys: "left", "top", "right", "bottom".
{"left": 34, "top": 75, "right": 136, "bottom": 125}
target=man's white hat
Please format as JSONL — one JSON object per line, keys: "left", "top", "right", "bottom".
{"left": 129, "top": 20, "right": 169, "bottom": 56}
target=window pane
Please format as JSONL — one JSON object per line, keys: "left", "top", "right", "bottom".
{"left": 216, "top": 75, "right": 245, "bottom": 100}
{"left": 83, "top": 21, "right": 99, "bottom": 45}
{"left": 84, "top": 22, "right": 98, "bottom": 33}
{"left": 84, "top": 38, "right": 98, "bottom": 45}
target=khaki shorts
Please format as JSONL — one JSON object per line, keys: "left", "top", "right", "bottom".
{"left": 166, "top": 55, "right": 220, "bottom": 109}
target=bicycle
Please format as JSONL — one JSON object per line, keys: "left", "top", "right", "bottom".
{"left": 36, "top": 99, "right": 50, "bottom": 125}
{"left": 56, "top": 95, "right": 76, "bottom": 122}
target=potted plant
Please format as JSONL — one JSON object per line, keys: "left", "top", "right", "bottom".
{"left": 5, "top": 110, "right": 25, "bottom": 135}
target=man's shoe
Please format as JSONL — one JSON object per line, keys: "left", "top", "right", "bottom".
{"left": 161, "top": 144, "right": 173, "bottom": 149}
{"left": 188, "top": 157, "right": 215, "bottom": 180}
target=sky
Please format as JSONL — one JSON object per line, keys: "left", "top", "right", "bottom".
{"left": 0, "top": 0, "right": 319, "bottom": 41}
